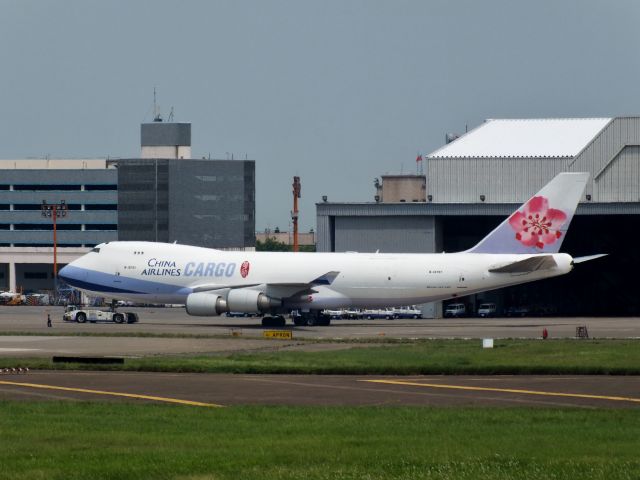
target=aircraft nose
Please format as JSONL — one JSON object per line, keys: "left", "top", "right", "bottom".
{"left": 58, "top": 262, "right": 84, "bottom": 286}
{"left": 58, "top": 264, "right": 72, "bottom": 283}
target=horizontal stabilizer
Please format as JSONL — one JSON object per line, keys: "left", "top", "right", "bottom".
{"left": 573, "top": 254, "right": 608, "bottom": 264}
{"left": 489, "top": 255, "right": 557, "bottom": 273}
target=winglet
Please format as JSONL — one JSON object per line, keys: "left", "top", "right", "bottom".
{"left": 467, "top": 172, "right": 589, "bottom": 254}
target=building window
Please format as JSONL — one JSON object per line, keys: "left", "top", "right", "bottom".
{"left": 24, "top": 272, "right": 47, "bottom": 279}
{"left": 84, "top": 224, "right": 117, "bottom": 231}
{"left": 14, "top": 224, "right": 53, "bottom": 231}
{"left": 84, "top": 185, "right": 117, "bottom": 191}
{"left": 84, "top": 204, "right": 118, "bottom": 210}
{"left": 13, "top": 185, "right": 82, "bottom": 191}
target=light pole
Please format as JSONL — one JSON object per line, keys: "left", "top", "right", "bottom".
{"left": 41, "top": 200, "right": 68, "bottom": 296}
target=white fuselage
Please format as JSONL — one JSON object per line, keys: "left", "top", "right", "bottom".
{"left": 60, "top": 241, "right": 574, "bottom": 311}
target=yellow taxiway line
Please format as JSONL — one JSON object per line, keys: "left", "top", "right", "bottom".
{"left": 0, "top": 380, "right": 223, "bottom": 408}
{"left": 361, "top": 379, "right": 640, "bottom": 404}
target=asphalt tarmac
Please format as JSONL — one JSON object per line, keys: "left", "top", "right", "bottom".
{"left": 1, "top": 307, "right": 639, "bottom": 409}
{"left": 0, "top": 371, "right": 638, "bottom": 408}
{"left": 1, "top": 306, "right": 638, "bottom": 357}
{"left": 3, "top": 306, "right": 640, "bottom": 339}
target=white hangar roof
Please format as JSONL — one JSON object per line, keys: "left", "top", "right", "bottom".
{"left": 428, "top": 118, "right": 612, "bottom": 158}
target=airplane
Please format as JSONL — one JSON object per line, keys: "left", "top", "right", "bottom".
{"left": 59, "top": 172, "right": 604, "bottom": 327}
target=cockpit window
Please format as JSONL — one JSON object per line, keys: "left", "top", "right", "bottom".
{"left": 91, "top": 247, "right": 101, "bottom": 253}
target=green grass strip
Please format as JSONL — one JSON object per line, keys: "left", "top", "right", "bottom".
{"left": 0, "top": 402, "right": 638, "bottom": 480}
{"left": 2, "top": 339, "right": 640, "bottom": 375}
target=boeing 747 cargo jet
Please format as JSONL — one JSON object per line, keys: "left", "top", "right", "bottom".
{"left": 59, "top": 172, "right": 603, "bottom": 326}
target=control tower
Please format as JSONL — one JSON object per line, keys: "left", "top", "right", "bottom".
{"left": 140, "top": 121, "right": 191, "bottom": 159}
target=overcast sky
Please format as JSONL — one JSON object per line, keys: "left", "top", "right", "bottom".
{"left": 2, "top": 0, "right": 639, "bottom": 231}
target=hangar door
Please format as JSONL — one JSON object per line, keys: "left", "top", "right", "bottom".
{"left": 334, "top": 216, "right": 440, "bottom": 254}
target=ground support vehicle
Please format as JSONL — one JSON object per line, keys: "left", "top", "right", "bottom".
{"left": 290, "top": 310, "right": 331, "bottom": 326}
{"left": 323, "top": 309, "right": 345, "bottom": 319}
{"left": 444, "top": 303, "right": 466, "bottom": 318}
{"left": 393, "top": 306, "right": 423, "bottom": 319}
{"left": 63, "top": 306, "right": 138, "bottom": 324}
{"left": 477, "top": 303, "right": 497, "bottom": 317}
{"left": 363, "top": 308, "right": 396, "bottom": 319}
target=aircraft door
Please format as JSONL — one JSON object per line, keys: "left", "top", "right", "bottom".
{"left": 456, "top": 269, "right": 469, "bottom": 293}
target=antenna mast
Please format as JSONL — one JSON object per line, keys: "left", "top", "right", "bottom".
{"left": 153, "top": 87, "right": 162, "bottom": 122}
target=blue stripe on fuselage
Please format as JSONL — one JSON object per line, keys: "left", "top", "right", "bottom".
{"left": 59, "top": 265, "right": 191, "bottom": 295}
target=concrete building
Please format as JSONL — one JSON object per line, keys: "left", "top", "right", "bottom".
{"left": 317, "top": 117, "right": 640, "bottom": 316}
{"left": 255, "top": 229, "right": 316, "bottom": 248}
{"left": 0, "top": 119, "right": 256, "bottom": 292}
{"left": 141, "top": 122, "right": 191, "bottom": 159}
{"left": 117, "top": 158, "right": 255, "bottom": 248}
{"left": 0, "top": 159, "right": 117, "bottom": 292}
{"left": 118, "top": 120, "right": 255, "bottom": 249}
{"left": 374, "top": 175, "right": 426, "bottom": 203}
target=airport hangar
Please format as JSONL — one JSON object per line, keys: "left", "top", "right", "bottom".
{"left": 317, "top": 117, "right": 640, "bottom": 317}
{"left": 0, "top": 120, "right": 256, "bottom": 293}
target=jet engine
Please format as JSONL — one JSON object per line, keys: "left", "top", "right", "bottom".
{"left": 226, "top": 289, "right": 280, "bottom": 313}
{"left": 185, "top": 289, "right": 280, "bottom": 316}
{"left": 185, "top": 292, "right": 227, "bottom": 316}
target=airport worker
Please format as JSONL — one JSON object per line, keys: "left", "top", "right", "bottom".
{"left": 47, "top": 313, "right": 52, "bottom": 328}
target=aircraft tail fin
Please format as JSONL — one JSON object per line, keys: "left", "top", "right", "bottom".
{"left": 467, "top": 172, "right": 589, "bottom": 254}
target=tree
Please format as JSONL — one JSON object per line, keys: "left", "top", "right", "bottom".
{"left": 256, "top": 237, "right": 290, "bottom": 251}
{"left": 255, "top": 237, "right": 316, "bottom": 252}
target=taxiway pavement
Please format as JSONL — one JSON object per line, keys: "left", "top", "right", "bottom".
{"left": 1, "top": 307, "right": 638, "bottom": 357}
{"left": 0, "top": 371, "right": 638, "bottom": 408}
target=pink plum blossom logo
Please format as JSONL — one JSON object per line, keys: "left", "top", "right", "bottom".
{"left": 240, "top": 261, "right": 250, "bottom": 278}
{"left": 508, "top": 196, "right": 567, "bottom": 249}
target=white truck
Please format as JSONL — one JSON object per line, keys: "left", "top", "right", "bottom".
{"left": 63, "top": 305, "right": 139, "bottom": 324}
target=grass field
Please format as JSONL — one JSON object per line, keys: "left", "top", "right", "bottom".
{"left": 2, "top": 339, "right": 640, "bottom": 375}
{"left": 0, "top": 402, "right": 638, "bottom": 480}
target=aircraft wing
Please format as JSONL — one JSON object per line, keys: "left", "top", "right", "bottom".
{"left": 489, "top": 255, "right": 557, "bottom": 273}
{"left": 190, "top": 271, "right": 340, "bottom": 298}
